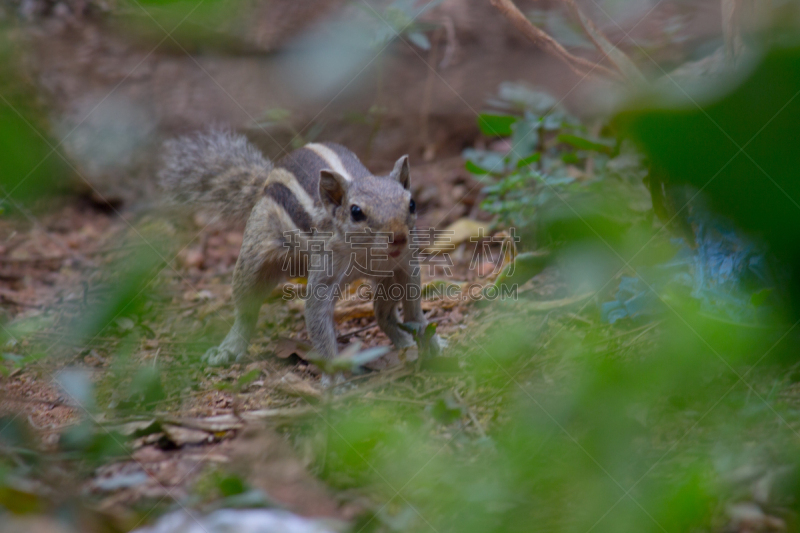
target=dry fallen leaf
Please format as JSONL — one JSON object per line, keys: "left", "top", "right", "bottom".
{"left": 227, "top": 425, "right": 351, "bottom": 519}
{"left": 163, "top": 414, "right": 244, "bottom": 432}
{"left": 162, "top": 424, "right": 213, "bottom": 446}
{"left": 275, "top": 373, "right": 321, "bottom": 400}
{"left": 334, "top": 301, "right": 374, "bottom": 321}
{"left": 424, "top": 218, "right": 490, "bottom": 252}
{"left": 273, "top": 337, "right": 312, "bottom": 359}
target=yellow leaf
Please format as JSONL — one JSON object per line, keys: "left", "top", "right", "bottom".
{"left": 425, "top": 218, "right": 490, "bottom": 252}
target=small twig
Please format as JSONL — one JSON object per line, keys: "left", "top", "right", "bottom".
{"left": 621, "top": 321, "right": 661, "bottom": 348}
{"left": 515, "top": 291, "right": 595, "bottom": 311}
{"left": 565, "top": 312, "right": 594, "bottom": 326}
{"left": 337, "top": 324, "right": 379, "bottom": 342}
{"left": 559, "top": 0, "right": 646, "bottom": 84}
{"left": 580, "top": 320, "right": 664, "bottom": 349}
{"left": 454, "top": 390, "right": 487, "bottom": 439}
{"left": 419, "top": 26, "right": 440, "bottom": 156}
{"left": 489, "top": 0, "right": 622, "bottom": 82}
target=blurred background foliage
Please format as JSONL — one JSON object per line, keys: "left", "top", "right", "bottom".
{"left": 3, "top": 0, "right": 800, "bottom": 532}
{"left": 0, "top": 33, "right": 67, "bottom": 210}
{"left": 302, "top": 17, "right": 800, "bottom": 532}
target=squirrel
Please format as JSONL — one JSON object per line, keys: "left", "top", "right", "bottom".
{"left": 158, "top": 129, "right": 441, "bottom": 366}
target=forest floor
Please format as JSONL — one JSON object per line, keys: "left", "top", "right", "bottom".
{"left": 2, "top": 125, "right": 795, "bottom": 533}
{"left": 4, "top": 1, "right": 796, "bottom": 531}
{"left": 0, "top": 154, "right": 589, "bottom": 531}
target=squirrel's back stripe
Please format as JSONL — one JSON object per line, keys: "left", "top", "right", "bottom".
{"left": 305, "top": 143, "right": 353, "bottom": 181}
{"left": 276, "top": 143, "right": 372, "bottom": 202}
{"left": 318, "top": 143, "right": 372, "bottom": 181}
{"left": 306, "top": 143, "right": 372, "bottom": 182}
{"left": 269, "top": 168, "right": 320, "bottom": 218}
{"left": 276, "top": 148, "right": 329, "bottom": 200}
{"left": 264, "top": 182, "right": 313, "bottom": 232}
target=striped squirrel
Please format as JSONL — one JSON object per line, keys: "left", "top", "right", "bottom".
{"left": 159, "top": 129, "right": 441, "bottom": 366}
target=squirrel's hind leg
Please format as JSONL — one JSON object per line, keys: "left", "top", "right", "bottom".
{"left": 203, "top": 271, "right": 281, "bottom": 366}
{"left": 374, "top": 275, "right": 416, "bottom": 350}
{"left": 203, "top": 204, "right": 288, "bottom": 366}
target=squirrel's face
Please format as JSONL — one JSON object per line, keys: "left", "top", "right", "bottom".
{"left": 320, "top": 155, "right": 416, "bottom": 259}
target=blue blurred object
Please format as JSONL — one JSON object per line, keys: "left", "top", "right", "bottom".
{"left": 602, "top": 207, "right": 774, "bottom": 324}
{"left": 602, "top": 276, "right": 658, "bottom": 324}
{"left": 616, "top": 43, "right": 800, "bottom": 320}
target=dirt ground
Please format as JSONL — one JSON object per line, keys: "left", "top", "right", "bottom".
{"left": 0, "top": 149, "right": 547, "bottom": 526}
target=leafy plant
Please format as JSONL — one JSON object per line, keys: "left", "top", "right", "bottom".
{"left": 465, "top": 83, "right": 647, "bottom": 248}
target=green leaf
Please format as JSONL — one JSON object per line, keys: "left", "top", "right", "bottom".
{"left": 423, "top": 322, "right": 438, "bottom": 340}
{"left": 0, "top": 486, "right": 43, "bottom": 515}
{"left": 516, "top": 152, "right": 541, "bottom": 168}
{"left": 561, "top": 152, "right": 580, "bottom": 164}
{"left": 478, "top": 114, "right": 518, "bottom": 137}
{"left": 509, "top": 115, "right": 540, "bottom": 162}
{"left": 237, "top": 369, "right": 262, "bottom": 389}
{"left": 465, "top": 160, "right": 491, "bottom": 175}
{"left": 494, "top": 251, "right": 551, "bottom": 289}
{"left": 128, "top": 366, "right": 165, "bottom": 410}
{"left": 217, "top": 474, "right": 247, "bottom": 497}
{"left": 431, "top": 394, "right": 464, "bottom": 424}
{"left": 463, "top": 148, "right": 506, "bottom": 175}
{"left": 557, "top": 134, "right": 614, "bottom": 154}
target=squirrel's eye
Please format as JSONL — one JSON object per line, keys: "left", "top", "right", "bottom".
{"left": 409, "top": 198, "right": 416, "bottom": 214}
{"left": 350, "top": 204, "right": 366, "bottom": 222}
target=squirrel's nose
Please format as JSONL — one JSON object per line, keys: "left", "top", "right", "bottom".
{"left": 392, "top": 233, "right": 408, "bottom": 246}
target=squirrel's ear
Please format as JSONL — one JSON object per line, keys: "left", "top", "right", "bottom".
{"left": 319, "top": 169, "right": 349, "bottom": 209}
{"left": 388, "top": 155, "right": 410, "bottom": 190}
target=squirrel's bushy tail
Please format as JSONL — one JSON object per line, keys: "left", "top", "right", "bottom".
{"left": 158, "top": 129, "right": 272, "bottom": 223}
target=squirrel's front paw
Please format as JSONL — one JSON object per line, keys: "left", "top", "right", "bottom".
{"left": 202, "top": 346, "right": 234, "bottom": 366}
{"left": 393, "top": 332, "right": 417, "bottom": 350}
{"left": 202, "top": 341, "right": 246, "bottom": 366}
